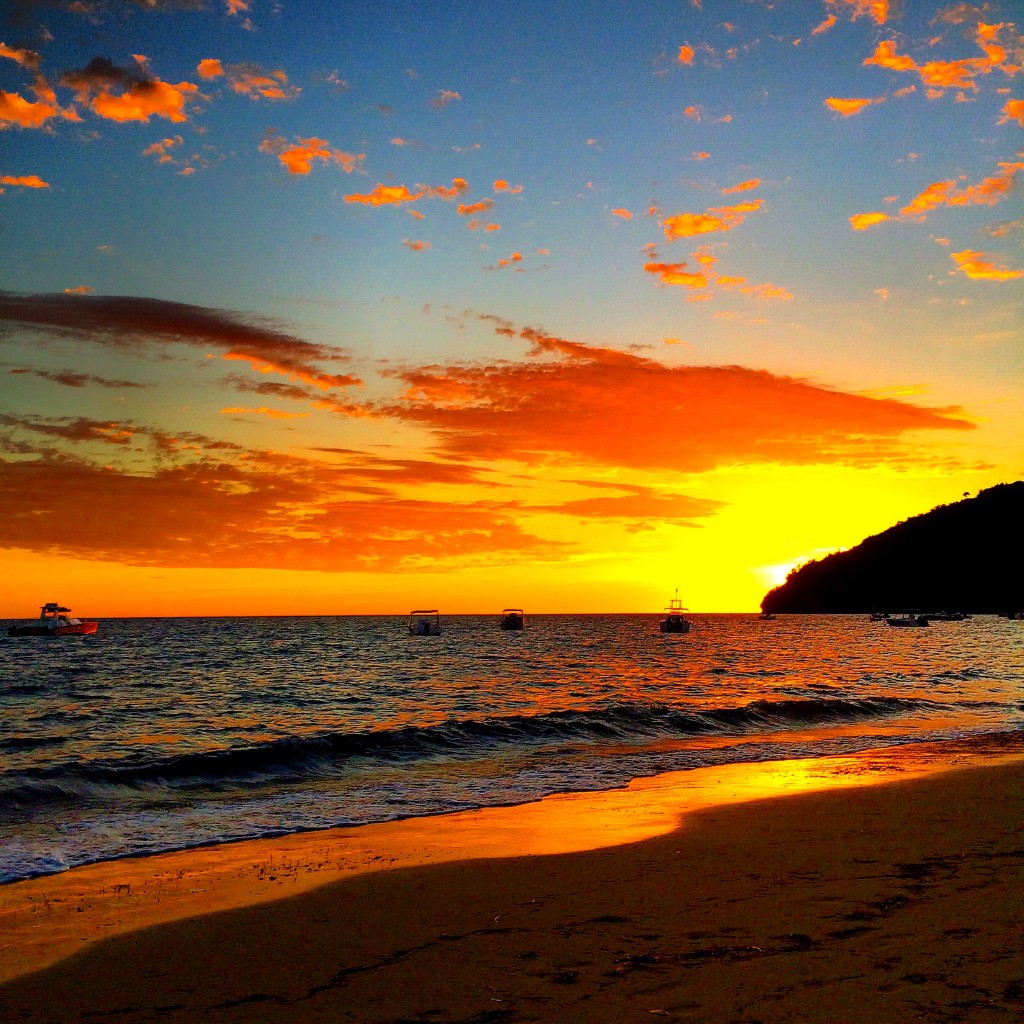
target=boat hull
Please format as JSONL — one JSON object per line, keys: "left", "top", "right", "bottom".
{"left": 7, "top": 621, "right": 98, "bottom": 637}
{"left": 660, "top": 619, "right": 690, "bottom": 634}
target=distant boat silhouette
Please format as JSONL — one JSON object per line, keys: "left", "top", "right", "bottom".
{"left": 660, "top": 589, "right": 691, "bottom": 634}
{"left": 408, "top": 609, "right": 442, "bottom": 636}
{"left": 499, "top": 608, "right": 524, "bottom": 630}
{"left": 887, "top": 612, "right": 929, "bottom": 628}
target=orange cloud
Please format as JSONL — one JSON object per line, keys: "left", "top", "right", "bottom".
{"left": 61, "top": 57, "right": 199, "bottom": 123}
{"left": 0, "top": 43, "right": 41, "bottom": 69}
{"left": 259, "top": 130, "right": 364, "bottom": 175}
{"left": 0, "top": 85, "right": 66, "bottom": 129}
{"left": 864, "top": 25, "right": 1018, "bottom": 95}
{"left": 643, "top": 261, "right": 709, "bottom": 288}
{"left": 678, "top": 44, "right": 695, "bottom": 65}
{"left": 384, "top": 317, "right": 974, "bottom": 474}
{"left": 825, "top": 96, "right": 882, "bottom": 117}
{"left": 0, "top": 441, "right": 558, "bottom": 573}
{"left": 834, "top": 0, "right": 888, "bottom": 24}
{"left": 863, "top": 40, "right": 919, "bottom": 74}
{"left": 496, "top": 252, "right": 524, "bottom": 268}
{"left": 493, "top": 179, "right": 523, "bottom": 193}
{"left": 198, "top": 60, "right": 300, "bottom": 100}
{"left": 721, "top": 178, "right": 760, "bottom": 194}
{"left": 345, "top": 183, "right": 425, "bottom": 206}
{"left": 457, "top": 199, "right": 495, "bottom": 216}
{"left": 662, "top": 199, "right": 763, "bottom": 239}
{"left": 849, "top": 211, "right": 891, "bottom": 230}
{"left": 0, "top": 174, "right": 49, "bottom": 188}
{"left": 950, "top": 249, "right": 1023, "bottom": 280}
{"left": 142, "top": 136, "right": 183, "bottom": 163}
{"left": 811, "top": 14, "right": 836, "bottom": 35}
{"left": 692, "top": 151, "right": 710, "bottom": 160}
{"left": 853, "top": 161, "right": 1023, "bottom": 229}
{"left": 611, "top": 208, "right": 633, "bottom": 219}
{"left": 999, "top": 99, "right": 1024, "bottom": 126}
{"left": 901, "top": 162, "right": 1023, "bottom": 218}
{"left": 423, "top": 178, "right": 470, "bottom": 200}
{"left": 403, "top": 239, "right": 431, "bottom": 251}
{"left": 196, "top": 58, "right": 224, "bottom": 79}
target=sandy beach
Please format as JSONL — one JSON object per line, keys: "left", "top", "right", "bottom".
{"left": 2, "top": 735, "right": 1022, "bottom": 1023}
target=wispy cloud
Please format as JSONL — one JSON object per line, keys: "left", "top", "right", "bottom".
{"left": 0, "top": 291, "right": 361, "bottom": 391}
{"left": 196, "top": 59, "right": 301, "bottom": 101}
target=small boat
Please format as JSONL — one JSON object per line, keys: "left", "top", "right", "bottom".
{"left": 660, "top": 589, "right": 691, "bottom": 634}
{"left": 887, "top": 612, "right": 929, "bottom": 628}
{"left": 927, "top": 611, "right": 967, "bottom": 621}
{"left": 408, "top": 609, "right": 442, "bottom": 636}
{"left": 869, "top": 612, "right": 890, "bottom": 621}
{"left": 758, "top": 612, "right": 776, "bottom": 621}
{"left": 7, "top": 603, "right": 98, "bottom": 637}
{"left": 500, "top": 608, "right": 524, "bottom": 630}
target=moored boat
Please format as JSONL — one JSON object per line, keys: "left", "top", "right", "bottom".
{"left": 887, "top": 612, "right": 929, "bottom": 628}
{"left": 8, "top": 603, "right": 99, "bottom": 637}
{"left": 408, "top": 609, "right": 442, "bottom": 636}
{"left": 500, "top": 608, "right": 524, "bottom": 630}
{"left": 660, "top": 589, "right": 691, "bottom": 634}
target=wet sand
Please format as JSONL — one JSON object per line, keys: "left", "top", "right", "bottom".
{"left": 2, "top": 735, "right": 1023, "bottom": 1023}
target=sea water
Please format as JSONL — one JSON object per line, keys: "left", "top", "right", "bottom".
{"left": 1, "top": 613, "right": 1022, "bottom": 884}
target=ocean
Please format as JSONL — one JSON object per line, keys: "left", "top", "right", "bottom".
{"left": 2, "top": 613, "right": 1022, "bottom": 885}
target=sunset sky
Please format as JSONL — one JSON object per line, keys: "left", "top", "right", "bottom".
{"left": 1, "top": 0, "right": 1021, "bottom": 616}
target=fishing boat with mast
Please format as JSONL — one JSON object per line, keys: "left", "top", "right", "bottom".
{"left": 659, "top": 589, "right": 691, "bottom": 634}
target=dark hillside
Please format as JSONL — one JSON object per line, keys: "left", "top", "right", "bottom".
{"left": 760, "top": 482, "right": 1024, "bottom": 613}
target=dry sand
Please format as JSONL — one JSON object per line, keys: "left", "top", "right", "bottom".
{"left": 1, "top": 735, "right": 1022, "bottom": 1023}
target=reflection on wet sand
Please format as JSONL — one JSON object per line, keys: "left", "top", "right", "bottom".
{"left": 2, "top": 731, "right": 1022, "bottom": 985}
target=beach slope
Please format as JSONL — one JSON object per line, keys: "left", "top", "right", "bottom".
{"left": 2, "top": 744, "right": 1022, "bottom": 1023}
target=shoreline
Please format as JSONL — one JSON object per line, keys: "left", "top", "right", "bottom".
{"left": 2, "top": 731, "right": 1023, "bottom": 1013}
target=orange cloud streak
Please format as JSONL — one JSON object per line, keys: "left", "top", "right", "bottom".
{"left": 849, "top": 211, "right": 891, "bottom": 230}
{"left": 385, "top": 317, "right": 974, "bottom": 474}
{"left": 1, "top": 174, "right": 49, "bottom": 188}
{"left": 951, "top": 249, "right": 1023, "bottom": 280}
{"left": 722, "top": 179, "right": 760, "bottom": 194}
{"left": 344, "top": 183, "right": 425, "bottom": 205}
{"left": 825, "top": 96, "right": 881, "bottom": 117}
